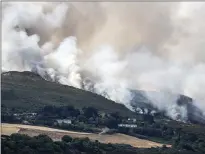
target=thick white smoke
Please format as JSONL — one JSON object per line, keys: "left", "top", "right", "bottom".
{"left": 2, "top": 2, "right": 205, "bottom": 120}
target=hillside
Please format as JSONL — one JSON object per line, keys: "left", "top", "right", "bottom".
{"left": 1, "top": 71, "right": 135, "bottom": 117}
{"left": 130, "top": 90, "right": 205, "bottom": 124}
{"left": 2, "top": 71, "right": 205, "bottom": 154}
{"left": 2, "top": 71, "right": 205, "bottom": 124}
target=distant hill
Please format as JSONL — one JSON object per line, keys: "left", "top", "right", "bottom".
{"left": 1, "top": 71, "right": 135, "bottom": 117}
{"left": 130, "top": 90, "right": 205, "bottom": 124}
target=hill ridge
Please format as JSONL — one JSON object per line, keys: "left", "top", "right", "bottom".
{"left": 1, "top": 71, "right": 135, "bottom": 117}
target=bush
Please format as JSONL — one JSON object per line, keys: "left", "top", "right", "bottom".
{"left": 62, "top": 135, "right": 72, "bottom": 143}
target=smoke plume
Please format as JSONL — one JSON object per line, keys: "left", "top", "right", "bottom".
{"left": 2, "top": 2, "right": 205, "bottom": 120}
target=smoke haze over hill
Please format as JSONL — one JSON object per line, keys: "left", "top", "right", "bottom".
{"left": 2, "top": 2, "right": 205, "bottom": 120}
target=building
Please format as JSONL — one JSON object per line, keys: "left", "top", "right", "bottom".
{"left": 13, "top": 113, "right": 37, "bottom": 116}
{"left": 13, "top": 112, "right": 37, "bottom": 120}
{"left": 118, "top": 124, "right": 137, "bottom": 128}
{"left": 56, "top": 119, "right": 72, "bottom": 125}
{"left": 127, "top": 118, "right": 137, "bottom": 123}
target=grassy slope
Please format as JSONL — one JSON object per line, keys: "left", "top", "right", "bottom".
{"left": 1, "top": 71, "right": 135, "bottom": 117}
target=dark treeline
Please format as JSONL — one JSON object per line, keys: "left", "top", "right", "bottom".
{"left": 2, "top": 104, "right": 123, "bottom": 132}
{"left": 2, "top": 133, "right": 203, "bottom": 154}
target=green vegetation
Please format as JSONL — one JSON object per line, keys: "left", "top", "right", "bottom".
{"left": 2, "top": 133, "right": 204, "bottom": 154}
{"left": 1, "top": 71, "right": 135, "bottom": 117}
{"left": 2, "top": 105, "right": 123, "bottom": 132}
{"left": 2, "top": 104, "right": 205, "bottom": 153}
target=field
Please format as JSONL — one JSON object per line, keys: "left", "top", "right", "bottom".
{"left": 1, "top": 123, "right": 171, "bottom": 148}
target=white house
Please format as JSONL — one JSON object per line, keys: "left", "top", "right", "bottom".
{"left": 56, "top": 119, "right": 72, "bottom": 125}
{"left": 118, "top": 124, "right": 137, "bottom": 128}
{"left": 127, "top": 118, "right": 137, "bottom": 123}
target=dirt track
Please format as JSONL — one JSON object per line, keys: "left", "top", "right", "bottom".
{"left": 1, "top": 123, "right": 171, "bottom": 148}
{"left": 2, "top": 123, "right": 91, "bottom": 135}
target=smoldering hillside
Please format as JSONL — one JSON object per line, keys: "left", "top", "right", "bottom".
{"left": 2, "top": 2, "right": 205, "bottom": 121}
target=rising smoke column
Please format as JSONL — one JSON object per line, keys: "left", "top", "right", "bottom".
{"left": 2, "top": 2, "right": 205, "bottom": 120}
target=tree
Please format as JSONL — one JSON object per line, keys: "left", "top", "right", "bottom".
{"left": 105, "top": 117, "right": 118, "bottom": 129}
{"left": 62, "top": 135, "right": 72, "bottom": 143}
{"left": 110, "top": 112, "right": 120, "bottom": 120}
{"left": 83, "top": 107, "right": 98, "bottom": 118}
{"left": 77, "top": 115, "right": 87, "bottom": 122}
{"left": 34, "top": 134, "right": 52, "bottom": 143}
{"left": 42, "top": 105, "right": 56, "bottom": 116}
{"left": 21, "top": 146, "right": 35, "bottom": 154}
{"left": 10, "top": 133, "right": 31, "bottom": 141}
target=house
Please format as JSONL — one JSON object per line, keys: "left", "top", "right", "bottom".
{"left": 13, "top": 112, "right": 37, "bottom": 117}
{"left": 118, "top": 124, "right": 137, "bottom": 128}
{"left": 13, "top": 112, "right": 37, "bottom": 120}
{"left": 127, "top": 118, "right": 137, "bottom": 123}
{"left": 56, "top": 119, "right": 72, "bottom": 125}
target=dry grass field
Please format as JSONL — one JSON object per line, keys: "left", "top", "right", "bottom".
{"left": 1, "top": 123, "right": 171, "bottom": 148}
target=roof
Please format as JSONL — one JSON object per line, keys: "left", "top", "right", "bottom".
{"left": 118, "top": 124, "right": 137, "bottom": 128}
